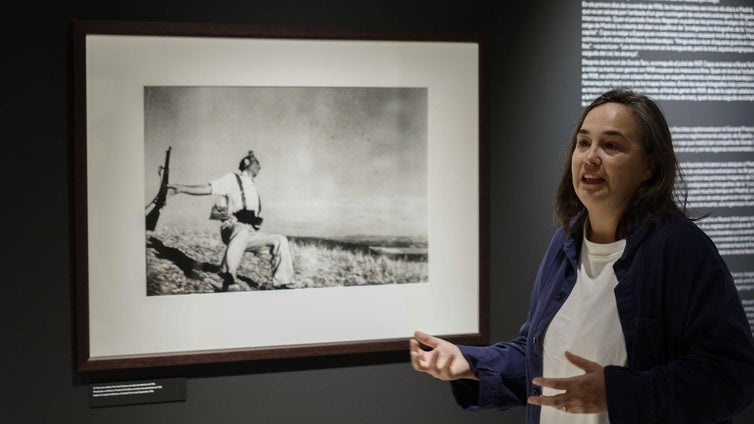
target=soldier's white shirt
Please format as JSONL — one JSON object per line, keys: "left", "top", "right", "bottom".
{"left": 210, "top": 171, "right": 260, "bottom": 214}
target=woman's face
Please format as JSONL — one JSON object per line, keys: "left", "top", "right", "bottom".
{"left": 571, "top": 103, "right": 652, "bottom": 219}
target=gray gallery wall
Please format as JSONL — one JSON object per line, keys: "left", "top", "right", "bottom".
{"left": 2, "top": 0, "right": 752, "bottom": 423}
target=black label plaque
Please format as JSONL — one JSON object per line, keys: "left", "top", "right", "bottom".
{"left": 89, "top": 377, "right": 186, "bottom": 408}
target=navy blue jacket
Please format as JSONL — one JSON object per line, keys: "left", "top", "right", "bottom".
{"left": 451, "top": 214, "right": 754, "bottom": 423}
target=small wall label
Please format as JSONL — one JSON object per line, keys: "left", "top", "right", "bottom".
{"left": 89, "top": 378, "right": 186, "bottom": 407}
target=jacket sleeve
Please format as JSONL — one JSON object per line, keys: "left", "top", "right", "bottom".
{"left": 605, "top": 224, "right": 754, "bottom": 423}
{"left": 449, "top": 333, "right": 529, "bottom": 411}
{"left": 449, "top": 229, "right": 569, "bottom": 412}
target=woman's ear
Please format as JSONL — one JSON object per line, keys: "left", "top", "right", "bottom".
{"left": 643, "top": 155, "right": 655, "bottom": 181}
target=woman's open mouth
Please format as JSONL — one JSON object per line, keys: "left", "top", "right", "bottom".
{"left": 582, "top": 174, "right": 605, "bottom": 185}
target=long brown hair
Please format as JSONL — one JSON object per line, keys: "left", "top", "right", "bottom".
{"left": 555, "top": 88, "right": 688, "bottom": 238}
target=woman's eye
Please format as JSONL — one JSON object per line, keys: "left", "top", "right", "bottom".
{"left": 577, "top": 139, "right": 589, "bottom": 147}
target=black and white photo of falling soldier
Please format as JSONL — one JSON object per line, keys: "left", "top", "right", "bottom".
{"left": 143, "top": 86, "right": 429, "bottom": 295}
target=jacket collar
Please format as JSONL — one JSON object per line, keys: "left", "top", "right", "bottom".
{"left": 562, "top": 215, "right": 654, "bottom": 273}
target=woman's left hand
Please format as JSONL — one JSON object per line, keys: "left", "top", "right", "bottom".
{"left": 527, "top": 351, "right": 607, "bottom": 414}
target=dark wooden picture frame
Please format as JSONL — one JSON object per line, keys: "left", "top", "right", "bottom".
{"left": 73, "top": 20, "right": 488, "bottom": 372}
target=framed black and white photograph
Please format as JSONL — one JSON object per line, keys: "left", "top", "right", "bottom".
{"left": 74, "top": 20, "right": 487, "bottom": 371}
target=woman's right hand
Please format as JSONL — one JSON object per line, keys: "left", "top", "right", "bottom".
{"left": 409, "top": 331, "right": 477, "bottom": 381}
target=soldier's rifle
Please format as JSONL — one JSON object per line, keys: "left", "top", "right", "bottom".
{"left": 145, "top": 146, "right": 171, "bottom": 231}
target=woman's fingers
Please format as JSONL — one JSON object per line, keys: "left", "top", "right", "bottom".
{"left": 409, "top": 331, "right": 474, "bottom": 381}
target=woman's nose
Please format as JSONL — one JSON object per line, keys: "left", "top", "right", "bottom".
{"left": 585, "top": 146, "right": 601, "bottom": 166}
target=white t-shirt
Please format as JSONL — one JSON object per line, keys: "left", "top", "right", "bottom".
{"left": 540, "top": 233, "right": 628, "bottom": 424}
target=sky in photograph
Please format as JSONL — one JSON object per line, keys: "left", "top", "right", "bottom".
{"left": 144, "top": 86, "right": 427, "bottom": 237}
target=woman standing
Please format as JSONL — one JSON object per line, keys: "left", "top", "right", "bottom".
{"left": 410, "top": 88, "right": 754, "bottom": 423}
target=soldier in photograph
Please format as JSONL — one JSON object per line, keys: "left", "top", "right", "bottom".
{"left": 169, "top": 151, "right": 294, "bottom": 290}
